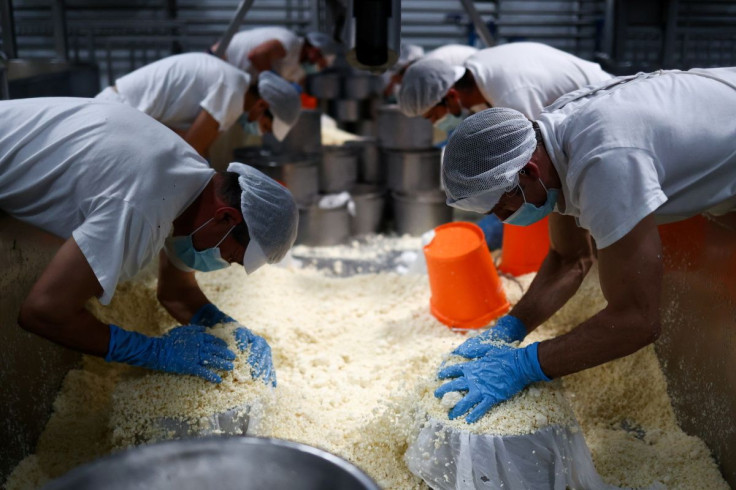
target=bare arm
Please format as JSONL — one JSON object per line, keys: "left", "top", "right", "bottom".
{"left": 247, "top": 39, "right": 287, "bottom": 72}
{"left": 183, "top": 109, "right": 221, "bottom": 158}
{"left": 157, "top": 250, "right": 210, "bottom": 324}
{"left": 17, "top": 237, "right": 110, "bottom": 356}
{"left": 538, "top": 214, "right": 663, "bottom": 378}
{"left": 510, "top": 212, "right": 595, "bottom": 332}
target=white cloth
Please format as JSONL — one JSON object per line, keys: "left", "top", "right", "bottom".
{"left": 464, "top": 42, "right": 612, "bottom": 119}
{"left": 112, "top": 53, "right": 249, "bottom": 132}
{"left": 0, "top": 98, "right": 214, "bottom": 304}
{"left": 94, "top": 86, "right": 127, "bottom": 104}
{"left": 225, "top": 27, "right": 304, "bottom": 83}
{"left": 424, "top": 44, "right": 479, "bottom": 67}
{"left": 538, "top": 68, "right": 736, "bottom": 248}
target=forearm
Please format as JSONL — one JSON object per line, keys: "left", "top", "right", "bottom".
{"left": 537, "top": 304, "right": 660, "bottom": 378}
{"left": 510, "top": 249, "right": 593, "bottom": 332}
{"left": 18, "top": 302, "right": 110, "bottom": 357}
{"left": 157, "top": 284, "right": 210, "bottom": 325}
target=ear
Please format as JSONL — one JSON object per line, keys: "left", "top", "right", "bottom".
{"left": 522, "top": 161, "right": 541, "bottom": 179}
{"left": 214, "top": 206, "right": 243, "bottom": 225}
{"left": 445, "top": 89, "right": 462, "bottom": 114}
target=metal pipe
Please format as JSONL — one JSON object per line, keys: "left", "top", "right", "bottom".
{"left": 0, "top": 0, "right": 18, "bottom": 59}
{"left": 52, "top": 0, "right": 69, "bottom": 60}
{"left": 457, "top": 0, "right": 494, "bottom": 47}
{"left": 213, "top": 0, "right": 256, "bottom": 58}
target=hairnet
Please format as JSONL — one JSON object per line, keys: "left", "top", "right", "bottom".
{"left": 398, "top": 58, "right": 465, "bottom": 117}
{"left": 442, "top": 107, "right": 537, "bottom": 213}
{"left": 305, "top": 31, "right": 339, "bottom": 55}
{"left": 258, "top": 71, "right": 301, "bottom": 141}
{"left": 227, "top": 162, "right": 299, "bottom": 273}
{"left": 396, "top": 43, "right": 425, "bottom": 71}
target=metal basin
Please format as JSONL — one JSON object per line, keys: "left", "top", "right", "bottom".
{"left": 342, "top": 73, "right": 378, "bottom": 99}
{"left": 320, "top": 145, "right": 359, "bottom": 193}
{"left": 330, "top": 99, "right": 361, "bottom": 123}
{"left": 376, "top": 104, "right": 433, "bottom": 150}
{"left": 43, "top": 436, "right": 380, "bottom": 490}
{"left": 345, "top": 138, "right": 383, "bottom": 184}
{"left": 296, "top": 198, "right": 351, "bottom": 246}
{"left": 384, "top": 148, "right": 442, "bottom": 192}
{"left": 350, "top": 184, "right": 387, "bottom": 236}
{"left": 233, "top": 148, "right": 319, "bottom": 206}
{"left": 392, "top": 190, "right": 453, "bottom": 236}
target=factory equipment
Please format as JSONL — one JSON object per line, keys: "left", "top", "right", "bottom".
{"left": 342, "top": 0, "right": 401, "bottom": 73}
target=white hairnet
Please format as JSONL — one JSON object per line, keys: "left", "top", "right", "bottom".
{"left": 442, "top": 108, "right": 536, "bottom": 214}
{"left": 396, "top": 43, "right": 425, "bottom": 70}
{"left": 227, "top": 162, "right": 299, "bottom": 274}
{"left": 398, "top": 58, "right": 465, "bottom": 117}
{"left": 305, "top": 31, "right": 340, "bottom": 55}
{"left": 258, "top": 71, "right": 301, "bottom": 141}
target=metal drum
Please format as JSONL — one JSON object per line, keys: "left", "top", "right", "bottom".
{"left": 306, "top": 72, "right": 341, "bottom": 99}
{"left": 350, "top": 184, "right": 386, "bottom": 236}
{"left": 376, "top": 104, "right": 433, "bottom": 150}
{"left": 263, "top": 109, "right": 321, "bottom": 155}
{"left": 384, "top": 148, "right": 442, "bottom": 192}
{"left": 342, "top": 72, "right": 378, "bottom": 99}
{"left": 233, "top": 148, "right": 319, "bottom": 206}
{"left": 392, "top": 190, "right": 453, "bottom": 236}
{"left": 345, "top": 138, "right": 383, "bottom": 184}
{"left": 296, "top": 198, "right": 351, "bottom": 246}
{"left": 43, "top": 436, "right": 380, "bottom": 490}
{"left": 320, "top": 145, "right": 359, "bottom": 193}
{"left": 330, "top": 99, "right": 361, "bottom": 123}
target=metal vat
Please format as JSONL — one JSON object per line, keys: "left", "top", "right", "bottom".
{"left": 296, "top": 198, "right": 351, "bottom": 246}
{"left": 44, "top": 436, "right": 380, "bottom": 490}
{"left": 233, "top": 148, "right": 319, "bottom": 206}
{"left": 350, "top": 185, "right": 386, "bottom": 236}
{"left": 330, "top": 99, "right": 361, "bottom": 123}
{"left": 342, "top": 73, "right": 378, "bottom": 99}
{"left": 376, "top": 104, "right": 433, "bottom": 150}
{"left": 320, "top": 145, "right": 359, "bottom": 193}
{"left": 392, "top": 190, "right": 453, "bottom": 236}
{"left": 384, "top": 148, "right": 442, "bottom": 192}
{"left": 305, "top": 72, "right": 341, "bottom": 99}
{"left": 345, "top": 138, "right": 383, "bottom": 184}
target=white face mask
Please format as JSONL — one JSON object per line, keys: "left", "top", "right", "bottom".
{"left": 470, "top": 103, "right": 490, "bottom": 114}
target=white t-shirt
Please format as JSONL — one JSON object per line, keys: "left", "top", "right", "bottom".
{"left": 464, "top": 42, "right": 612, "bottom": 118}
{"left": 225, "top": 27, "right": 304, "bottom": 83}
{"left": 538, "top": 68, "right": 736, "bottom": 248}
{"left": 0, "top": 98, "right": 215, "bottom": 304}
{"left": 424, "top": 44, "right": 479, "bottom": 67}
{"left": 114, "top": 53, "right": 249, "bottom": 132}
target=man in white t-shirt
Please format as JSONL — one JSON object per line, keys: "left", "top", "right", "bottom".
{"left": 398, "top": 42, "right": 611, "bottom": 135}
{"left": 0, "top": 98, "right": 299, "bottom": 386}
{"left": 95, "top": 53, "right": 301, "bottom": 157}
{"left": 212, "top": 27, "right": 339, "bottom": 83}
{"left": 433, "top": 68, "right": 736, "bottom": 423}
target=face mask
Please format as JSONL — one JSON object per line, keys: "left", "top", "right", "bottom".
{"left": 238, "top": 113, "right": 263, "bottom": 136}
{"left": 470, "top": 103, "right": 490, "bottom": 114}
{"left": 503, "top": 179, "right": 559, "bottom": 226}
{"left": 164, "top": 218, "right": 235, "bottom": 272}
{"left": 301, "top": 62, "right": 320, "bottom": 75}
{"left": 434, "top": 112, "right": 463, "bottom": 133}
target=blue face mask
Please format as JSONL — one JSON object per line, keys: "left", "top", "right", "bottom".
{"left": 164, "top": 218, "right": 235, "bottom": 272}
{"left": 434, "top": 112, "right": 463, "bottom": 133}
{"left": 503, "top": 179, "right": 559, "bottom": 226}
{"left": 301, "top": 62, "right": 320, "bottom": 75}
{"left": 238, "top": 113, "right": 262, "bottom": 136}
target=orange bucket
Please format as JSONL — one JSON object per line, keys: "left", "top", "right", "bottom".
{"left": 424, "top": 222, "right": 510, "bottom": 329}
{"left": 498, "top": 217, "right": 550, "bottom": 276}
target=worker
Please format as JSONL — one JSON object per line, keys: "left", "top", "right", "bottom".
{"left": 398, "top": 42, "right": 611, "bottom": 135}
{"left": 382, "top": 42, "right": 425, "bottom": 101}
{"left": 423, "top": 43, "right": 479, "bottom": 67}
{"left": 435, "top": 67, "right": 736, "bottom": 423}
{"left": 0, "top": 97, "right": 300, "bottom": 386}
{"left": 212, "top": 27, "right": 339, "bottom": 83}
{"left": 95, "top": 53, "right": 301, "bottom": 157}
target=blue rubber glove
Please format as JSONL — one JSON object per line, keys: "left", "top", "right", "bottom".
{"left": 235, "top": 327, "right": 277, "bottom": 387}
{"left": 106, "top": 324, "right": 236, "bottom": 383}
{"left": 435, "top": 342, "right": 550, "bottom": 423}
{"left": 453, "top": 315, "right": 528, "bottom": 359}
{"left": 190, "top": 303, "right": 236, "bottom": 328}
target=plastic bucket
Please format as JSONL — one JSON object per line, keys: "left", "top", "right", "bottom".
{"left": 498, "top": 217, "right": 550, "bottom": 276}
{"left": 424, "top": 222, "right": 509, "bottom": 329}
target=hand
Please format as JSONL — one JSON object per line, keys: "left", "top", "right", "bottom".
{"left": 452, "top": 315, "right": 527, "bottom": 359}
{"left": 234, "top": 326, "right": 276, "bottom": 387}
{"left": 190, "top": 303, "right": 236, "bottom": 328}
{"left": 106, "top": 324, "right": 236, "bottom": 383}
{"left": 435, "top": 342, "right": 550, "bottom": 423}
